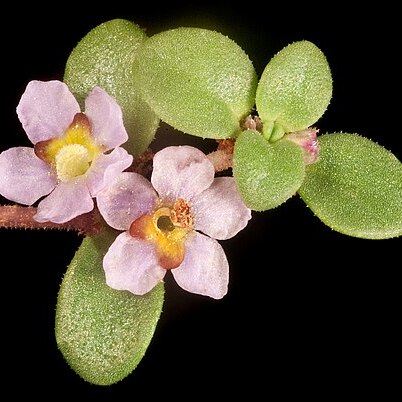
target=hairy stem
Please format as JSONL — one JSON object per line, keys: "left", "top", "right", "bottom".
{"left": 0, "top": 205, "right": 104, "bottom": 235}
{"left": 207, "top": 139, "right": 235, "bottom": 172}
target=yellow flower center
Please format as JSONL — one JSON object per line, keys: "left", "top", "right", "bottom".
{"left": 34, "top": 113, "right": 103, "bottom": 182}
{"left": 54, "top": 144, "right": 91, "bottom": 182}
{"left": 129, "top": 199, "right": 194, "bottom": 269}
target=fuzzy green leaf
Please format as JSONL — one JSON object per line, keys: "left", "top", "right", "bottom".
{"left": 64, "top": 18, "right": 159, "bottom": 156}
{"left": 55, "top": 231, "right": 165, "bottom": 385}
{"left": 133, "top": 27, "right": 257, "bottom": 139}
{"left": 233, "top": 130, "right": 305, "bottom": 211}
{"left": 298, "top": 133, "right": 402, "bottom": 239}
{"left": 256, "top": 40, "right": 332, "bottom": 141}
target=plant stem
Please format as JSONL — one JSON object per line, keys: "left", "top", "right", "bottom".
{"left": 207, "top": 139, "right": 235, "bottom": 172}
{"left": 0, "top": 140, "right": 235, "bottom": 234}
{"left": 0, "top": 205, "right": 104, "bottom": 235}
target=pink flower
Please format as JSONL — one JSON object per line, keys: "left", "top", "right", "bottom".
{"left": 0, "top": 80, "right": 133, "bottom": 223}
{"left": 97, "top": 146, "right": 252, "bottom": 299}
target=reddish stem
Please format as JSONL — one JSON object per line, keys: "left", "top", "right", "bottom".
{"left": 0, "top": 205, "right": 104, "bottom": 235}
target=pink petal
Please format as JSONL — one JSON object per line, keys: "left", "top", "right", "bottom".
{"left": 151, "top": 146, "right": 215, "bottom": 203}
{"left": 34, "top": 180, "right": 93, "bottom": 223}
{"left": 192, "top": 177, "right": 252, "bottom": 240}
{"left": 97, "top": 172, "right": 158, "bottom": 231}
{"left": 16, "top": 80, "right": 80, "bottom": 144}
{"left": 103, "top": 232, "right": 166, "bottom": 295}
{"left": 85, "top": 87, "right": 129, "bottom": 150}
{"left": 0, "top": 147, "right": 56, "bottom": 205}
{"left": 86, "top": 147, "right": 133, "bottom": 197}
{"left": 172, "top": 232, "right": 229, "bottom": 299}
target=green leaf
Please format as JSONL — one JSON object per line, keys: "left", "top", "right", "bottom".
{"left": 256, "top": 40, "right": 332, "bottom": 141}
{"left": 233, "top": 130, "right": 305, "bottom": 211}
{"left": 298, "top": 133, "right": 402, "bottom": 239}
{"left": 55, "top": 231, "right": 165, "bottom": 385}
{"left": 133, "top": 27, "right": 257, "bottom": 139}
{"left": 64, "top": 18, "right": 159, "bottom": 156}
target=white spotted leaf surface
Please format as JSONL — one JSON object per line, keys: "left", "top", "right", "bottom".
{"left": 133, "top": 27, "right": 257, "bottom": 139}
{"left": 55, "top": 232, "right": 165, "bottom": 385}
{"left": 233, "top": 130, "right": 305, "bottom": 211}
{"left": 256, "top": 41, "right": 332, "bottom": 141}
{"left": 298, "top": 133, "right": 402, "bottom": 239}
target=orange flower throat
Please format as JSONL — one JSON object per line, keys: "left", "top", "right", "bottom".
{"left": 129, "top": 198, "right": 194, "bottom": 269}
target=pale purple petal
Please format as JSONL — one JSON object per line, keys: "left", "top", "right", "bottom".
{"left": 192, "top": 177, "right": 252, "bottom": 240}
{"left": 172, "top": 232, "right": 229, "bottom": 299}
{"left": 151, "top": 146, "right": 215, "bottom": 203}
{"left": 97, "top": 172, "right": 158, "bottom": 231}
{"left": 86, "top": 147, "right": 133, "bottom": 197}
{"left": 34, "top": 180, "right": 93, "bottom": 223}
{"left": 16, "top": 80, "right": 80, "bottom": 144}
{"left": 103, "top": 232, "right": 166, "bottom": 295}
{"left": 85, "top": 87, "right": 128, "bottom": 150}
{"left": 0, "top": 147, "right": 56, "bottom": 205}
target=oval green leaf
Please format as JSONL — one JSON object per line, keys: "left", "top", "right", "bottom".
{"left": 133, "top": 27, "right": 257, "bottom": 139}
{"left": 298, "top": 133, "right": 402, "bottom": 239}
{"left": 64, "top": 18, "right": 159, "bottom": 156}
{"left": 256, "top": 40, "right": 332, "bottom": 141}
{"left": 233, "top": 130, "right": 305, "bottom": 211}
{"left": 55, "top": 232, "right": 165, "bottom": 385}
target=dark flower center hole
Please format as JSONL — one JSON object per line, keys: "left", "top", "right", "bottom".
{"left": 157, "top": 215, "right": 175, "bottom": 232}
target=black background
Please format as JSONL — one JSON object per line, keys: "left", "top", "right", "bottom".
{"left": 1, "top": 3, "right": 400, "bottom": 399}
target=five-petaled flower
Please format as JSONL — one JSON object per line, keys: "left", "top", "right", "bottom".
{"left": 97, "top": 146, "right": 252, "bottom": 299}
{"left": 0, "top": 80, "right": 133, "bottom": 223}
